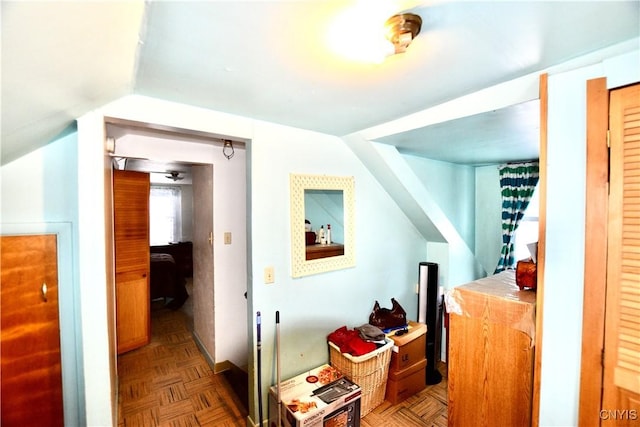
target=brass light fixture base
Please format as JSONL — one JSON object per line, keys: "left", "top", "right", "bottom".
{"left": 384, "top": 13, "right": 422, "bottom": 54}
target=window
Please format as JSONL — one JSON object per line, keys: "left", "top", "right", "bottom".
{"left": 150, "top": 186, "right": 182, "bottom": 245}
{"left": 513, "top": 184, "right": 539, "bottom": 262}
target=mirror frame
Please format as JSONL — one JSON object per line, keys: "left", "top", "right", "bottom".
{"left": 290, "top": 174, "right": 355, "bottom": 277}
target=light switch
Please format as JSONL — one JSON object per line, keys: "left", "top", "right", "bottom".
{"left": 264, "top": 266, "right": 274, "bottom": 284}
{"left": 224, "top": 232, "right": 232, "bottom": 245}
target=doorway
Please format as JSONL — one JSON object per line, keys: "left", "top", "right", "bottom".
{"left": 106, "top": 121, "right": 249, "bottom": 396}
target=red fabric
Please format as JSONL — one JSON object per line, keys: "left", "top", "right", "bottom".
{"left": 328, "top": 326, "right": 376, "bottom": 356}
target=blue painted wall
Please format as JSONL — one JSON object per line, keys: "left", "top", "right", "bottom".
{"left": 403, "top": 155, "right": 476, "bottom": 251}
{"left": 1, "top": 132, "right": 84, "bottom": 426}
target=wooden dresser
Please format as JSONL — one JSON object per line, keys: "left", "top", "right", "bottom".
{"left": 446, "top": 271, "right": 536, "bottom": 427}
{"left": 305, "top": 243, "right": 344, "bottom": 260}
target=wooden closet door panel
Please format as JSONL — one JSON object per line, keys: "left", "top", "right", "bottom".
{"left": 603, "top": 83, "right": 640, "bottom": 424}
{"left": 1, "top": 234, "right": 63, "bottom": 427}
{"left": 114, "top": 170, "right": 150, "bottom": 273}
{"left": 114, "top": 169, "right": 150, "bottom": 354}
{"left": 115, "top": 271, "right": 150, "bottom": 352}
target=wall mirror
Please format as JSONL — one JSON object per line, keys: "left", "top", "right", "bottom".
{"left": 290, "top": 174, "right": 355, "bottom": 277}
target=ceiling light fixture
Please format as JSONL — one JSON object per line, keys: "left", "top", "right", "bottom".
{"left": 165, "top": 171, "right": 184, "bottom": 181}
{"left": 384, "top": 13, "right": 422, "bottom": 54}
{"left": 326, "top": 5, "right": 422, "bottom": 63}
{"left": 222, "top": 140, "right": 235, "bottom": 160}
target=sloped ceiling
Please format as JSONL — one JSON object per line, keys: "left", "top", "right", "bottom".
{"left": 2, "top": 1, "right": 639, "bottom": 165}
{"left": 1, "top": 1, "right": 144, "bottom": 164}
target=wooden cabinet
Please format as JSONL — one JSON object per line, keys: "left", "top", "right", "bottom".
{"left": 114, "top": 170, "right": 150, "bottom": 354}
{"left": 1, "top": 234, "right": 64, "bottom": 426}
{"left": 447, "top": 272, "right": 536, "bottom": 427}
{"left": 305, "top": 243, "right": 344, "bottom": 260}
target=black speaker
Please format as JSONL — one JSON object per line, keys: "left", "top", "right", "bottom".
{"left": 417, "top": 262, "right": 443, "bottom": 385}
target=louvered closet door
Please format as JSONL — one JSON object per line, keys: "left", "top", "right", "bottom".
{"left": 602, "top": 82, "right": 640, "bottom": 425}
{"left": 114, "top": 169, "right": 151, "bottom": 354}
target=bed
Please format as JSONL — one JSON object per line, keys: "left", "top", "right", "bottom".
{"left": 150, "top": 242, "right": 193, "bottom": 278}
{"left": 150, "top": 253, "right": 188, "bottom": 309}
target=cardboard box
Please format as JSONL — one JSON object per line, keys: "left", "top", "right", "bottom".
{"left": 387, "top": 322, "right": 427, "bottom": 372}
{"left": 268, "top": 364, "right": 361, "bottom": 427}
{"left": 385, "top": 358, "right": 427, "bottom": 404}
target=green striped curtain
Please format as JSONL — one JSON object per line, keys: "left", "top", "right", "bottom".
{"left": 494, "top": 162, "right": 539, "bottom": 274}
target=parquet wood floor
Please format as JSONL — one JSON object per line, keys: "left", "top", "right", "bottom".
{"left": 117, "top": 292, "right": 448, "bottom": 426}
{"left": 361, "top": 363, "right": 448, "bottom": 427}
{"left": 117, "top": 300, "right": 247, "bottom": 426}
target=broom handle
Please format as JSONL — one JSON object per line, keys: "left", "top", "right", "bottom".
{"left": 276, "top": 311, "right": 281, "bottom": 427}
{"left": 256, "top": 311, "right": 263, "bottom": 425}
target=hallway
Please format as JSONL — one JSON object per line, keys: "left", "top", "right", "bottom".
{"left": 117, "top": 300, "right": 247, "bottom": 426}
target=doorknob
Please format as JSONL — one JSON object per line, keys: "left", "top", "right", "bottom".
{"left": 41, "top": 283, "right": 48, "bottom": 302}
{"left": 209, "top": 232, "right": 213, "bottom": 246}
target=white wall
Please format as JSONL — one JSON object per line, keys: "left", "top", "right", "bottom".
{"left": 540, "top": 64, "right": 595, "bottom": 426}
{"left": 475, "top": 165, "right": 502, "bottom": 274}
{"left": 77, "top": 112, "right": 117, "bottom": 426}
{"left": 538, "top": 48, "right": 639, "bottom": 426}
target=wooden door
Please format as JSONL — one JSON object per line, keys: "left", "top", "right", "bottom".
{"left": 1, "top": 234, "right": 63, "bottom": 426}
{"left": 114, "top": 169, "right": 151, "bottom": 354}
{"left": 602, "top": 83, "right": 640, "bottom": 425}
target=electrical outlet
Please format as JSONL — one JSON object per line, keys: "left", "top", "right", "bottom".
{"left": 264, "top": 266, "right": 275, "bottom": 284}
{"left": 224, "top": 232, "right": 232, "bottom": 245}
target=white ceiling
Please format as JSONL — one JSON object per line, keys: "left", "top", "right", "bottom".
{"left": 2, "top": 1, "right": 639, "bottom": 166}
{"left": 377, "top": 99, "right": 540, "bottom": 165}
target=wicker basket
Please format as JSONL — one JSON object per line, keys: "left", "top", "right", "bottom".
{"left": 328, "top": 338, "right": 393, "bottom": 417}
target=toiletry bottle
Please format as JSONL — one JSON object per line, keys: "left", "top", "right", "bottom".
{"left": 326, "top": 224, "right": 331, "bottom": 245}
{"left": 318, "top": 225, "right": 325, "bottom": 244}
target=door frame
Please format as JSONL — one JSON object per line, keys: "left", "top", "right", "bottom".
{"left": 577, "top": 77, "right": 610, "bottom": 426}
{"left": 531, "top": 73, "right": 546, "bottom": 427}
{"left": 106, "top": 120, "right": 249, "bottom": 374}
